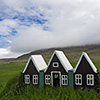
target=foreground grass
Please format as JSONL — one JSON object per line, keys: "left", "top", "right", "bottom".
{"left": 0, "top": 74, "right": 100, "bottom": 100}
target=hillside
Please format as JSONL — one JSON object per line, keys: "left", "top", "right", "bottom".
{"left": 0, "top": 44, "right": 100, "bottom": 63}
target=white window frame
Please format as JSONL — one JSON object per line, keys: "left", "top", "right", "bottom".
{"left": 75, "top": 74, "right": 82, "bottom": 85}
{"left": 87, "top": 74, "right": 94, "bottom": 86}
{"left": 53, "top": 62, "right": 59, "bottom": 67}
{"left": 33, "top": 75, "right": 38, "bottom": 84}
{"left": 45, "top": 75, "right": 51, "bottom": 85}
{"left": 62, "top": 75, "right": 68, "bottom": 85}
{"left": 25, "top": 74, "right": 30, "bottom": 84}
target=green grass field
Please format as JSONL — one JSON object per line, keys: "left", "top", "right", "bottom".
{"left": 0, "top": 62, "right": 25, "bottom": 87}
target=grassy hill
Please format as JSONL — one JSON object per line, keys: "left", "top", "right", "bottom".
{"left": 16, "top": 44, "right": 100, "bottom": 63}
{"left": 0, "top": 44, "right": 100, "bottom": 63}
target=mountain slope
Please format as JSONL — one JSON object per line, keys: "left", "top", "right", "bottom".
{"left": 16, "top": 44, "right": 100, "bottom": 63}
{"left": 0, "top": 44, "right": 100, "bottom": 63}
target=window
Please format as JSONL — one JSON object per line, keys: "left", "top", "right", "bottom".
{"left": 87, "top": 74, "right": 94, "bottom": 86}
{"left": 75, "top": 74, "right": 82, "bottom": 85}
{"left": 45, "top": 75, "right": 51, "bottom": 85}
{"left": 62, "top": 75, "right": 68, "bottom": 85}
{"left": 33, "top": 75, "right": 38, "bottom": 84}
{"left": 25, "top": 75, "right": 30, "bottom": 84}
{"left": 53, "top": 62, "right": 59, "bottom": 67}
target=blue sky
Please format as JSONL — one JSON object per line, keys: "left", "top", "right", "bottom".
{"left": 0, "top": 0, "right": 100, "bottom": 58}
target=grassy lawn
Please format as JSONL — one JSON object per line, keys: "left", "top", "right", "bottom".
{"left": 0, "top": 62, "right": 25, "bottom": 87}
{"left": 94, "top": 61, "right": 100, "bottom": 70}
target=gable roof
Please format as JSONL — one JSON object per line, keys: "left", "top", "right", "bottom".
{"left": 74, "top": 52, "right": 98, "bottom": 73}
{"left": 22, "top": 55, "right": 47, "bottom": 73}
{"left": 45, "top": 50, "right": 73, "bottom": 72}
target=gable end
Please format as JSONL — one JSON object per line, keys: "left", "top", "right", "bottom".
{"left": 74, "top": 52, "right": 97, "bottom": 73}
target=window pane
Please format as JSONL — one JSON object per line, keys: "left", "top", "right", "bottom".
{"left": 53, "top": 62, "right": 59, "bottom": 67}
{"left": 87, "top": 74, "right": 94, "bottom": 85}
{"left": 33, "top": 75, "right": 38, "bottom": 84}
{"left": 79, "top": 79, "right": 81, "bottom": 83}
{"left": 65, "top": 80, "right": 67, "bottom": 84}
{"left": 90, "top": 80, "right": 92, "bottom": 84}
{"left": 45, "top": 75, "right": 50, "bottom": 85}
{"left": 25, "top": 75, "right": 30, "bottom": 84}
{"left": 62, "top": 75, "right": 68, "bottom": 85}
{"left": 76, "top": 79, "right": 78, "bottom": 84}
{"left": 48, "top": 80, "right": 50, "bottom": 83}
{"left": 65, "top": 76, "right": 67, "bottom": 78}
{"left": 75, "top": 74, "right": 82, "bottom": 85}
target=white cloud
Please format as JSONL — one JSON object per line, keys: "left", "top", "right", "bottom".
{"left": 0, "top": 19, "right": 18, "bottom": 35}
{"left": 0, "top": 0, "right": 100, "bottom": 58}
{"left": 0, "top": 48, "right": 9, "bottom": 56}
{"left": 10, "top": 25, "right": 56, "bottom": 52}
{"left": 0, "top": 47, "right": 22, "bottom": 59}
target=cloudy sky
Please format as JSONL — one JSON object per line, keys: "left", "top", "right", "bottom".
{"left": 0, "top": 0, "right": 100, "bottom": 58}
